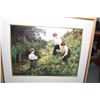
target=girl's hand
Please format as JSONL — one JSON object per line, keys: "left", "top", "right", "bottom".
{"left": 62, "top": 56, "right": 64, "bottom": 59}
{"left": 56, "top": 49, "right": 60, "bottom": 52}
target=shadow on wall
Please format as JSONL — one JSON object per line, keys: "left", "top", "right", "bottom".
{"left": 96, "top": 18, "right": 100, "bottom": 31}
{"left": 86, "top": 17, "right": 100, "bottom": 83}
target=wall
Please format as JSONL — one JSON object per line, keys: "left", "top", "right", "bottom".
{"left": 0, "top": 48, "right": 1, "bottom": 83}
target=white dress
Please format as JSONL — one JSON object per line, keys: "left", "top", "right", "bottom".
{"left": 53, "top": 37, "right": 62, "bottom": 45}
{"left": 28, "top": 53, "right": 38, "bottom": 60}
{"left": 60, "top": 45, "right": 68, "bottom": 56}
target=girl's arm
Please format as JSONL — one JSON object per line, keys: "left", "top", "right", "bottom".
{"left": 33, "top": 55, "right": 38, "bottom": 60}
{"left": 62, "top": 47, "right": 68, "bottom": 58}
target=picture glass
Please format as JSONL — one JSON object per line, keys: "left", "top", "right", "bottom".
{"left": 11, "top": 25, "right": 83, "bottom": 76}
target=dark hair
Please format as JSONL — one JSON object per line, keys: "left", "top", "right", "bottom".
{"left": 61, "top": 42, "right": 65, "bottom": 46}
{"left": 53, "top": 33, "right": 57, "bottom": 36}
{"left": 29, "top": 48, "right": 35, "bottom": 53}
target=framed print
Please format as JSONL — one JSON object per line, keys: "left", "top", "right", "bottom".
{"left": 1, "top": 17, "right": 96, "bottom": 82}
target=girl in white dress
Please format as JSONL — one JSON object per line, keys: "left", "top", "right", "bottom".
{"left": 60, "top": 42, "right": 68, "bottom": 62}
{"left": 28, "top": 48, "right": 38, "bottom": 70}
{"left": 52, "top": 33, "right": 62, "bottom": 55}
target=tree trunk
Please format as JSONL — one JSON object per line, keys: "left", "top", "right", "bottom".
{"left": 19, "top": 52, "right": 22, "bottom": 63}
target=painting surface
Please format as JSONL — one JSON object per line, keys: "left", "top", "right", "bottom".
{"left": 11, "top": 25, "right": 83, "bottom": 76}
